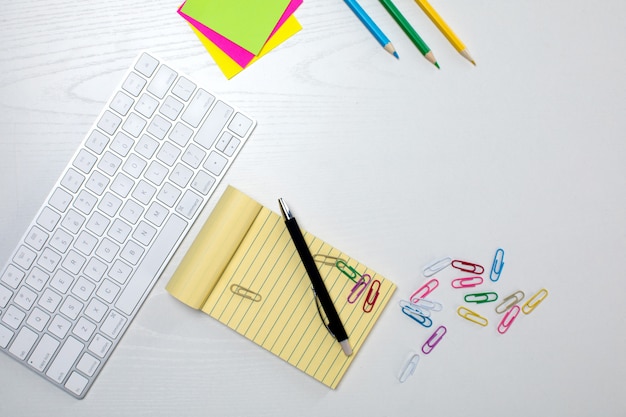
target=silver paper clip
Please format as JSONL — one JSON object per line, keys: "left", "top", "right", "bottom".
{"left": 423, "top": 257, "right": 452, "bottom": 277}
{"left": 400, "top": 300, "right": 430, "bottom": 317}
{"left": 412, "top": 298, "right": 443, "bottom": 313}
{"left": 490, "top": 248, "right": 505, "bottom": 282}
{"left": 347, "top": 273, "right": 371, "bottom": 303}
{"left": 495, "top": 290, "right": 525, "bottom": 314}
{"left": 422, "top": 325, "right": 446, "bottom": 354}
{"left": 230, "top": 284, "right": 262, "bottom": 302}
{"left": 398, "top": 352, "right": 420, "bottom": 383}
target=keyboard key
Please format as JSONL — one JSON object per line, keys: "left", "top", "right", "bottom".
{"left": 73, "top": 149, "right": 98, "bottom": 174}
{"left": 9, "top": 327, "right": 38, "bottom": 360}
{"left": 160, "top": 96, "right": 184, "bottom": 120}
{"left": 14, "top": 286, "right": 37, "bottom": 310}
{"left": 204, "top": 151, "right": 228, "bottom": 176}
{"left": 171, "top": 76, "right": 196, "bottom": 101}
{"left": 65, "top": 372, "right": 89, "bottom": 397}
{"left": 49, "top": 188, "right": 73, "bottom": 213}
{"left": 2, "top": 305, "right": 26, "bottom": 329}
{"left": 228, "top": 113, "right": 253, "bottom": 137}
{"left": 85, "top": 130, "right": 109, "bottom": 154}
{"left": 46, "top": 336, "right": 84, "bottom": 383}
{"left": 28, "top": 334, "right": 59, "bottom": 371}
{"left": 181, "top": 89, "right": 214, "bottom": 127}
{"left": 169, "top": 122, "right": 193, "bottom": 146}
{"left": 135, "top": 93, "right": 159, "bottom": 118}
{"left": 1, "top": 265, "right": 25, "bottom": 289}
{"left": 76, "top": 353, "right": 100, "bottom": 377}
{"left": 110, "top": 91, "right": 134, "bottom": 116}
{"left": 122, "top": 113, "right": 146, "bottom": 138}
{"left": 0, "top": 284, "right": 12, "bottom": 308}
{"left": 38, "top": 288, "right": 62, "bottom": 313}
{"left": 0, "top": 324, "right": 14, "bottom": 348}
{"left": 26, "top": 307, "right": 50, "bottom": 332}
{"left": 36, "top": 207, "right": 61, "bottom": 231}
{"left": 194, "top": 101, "right": 233, "bottom": 149}
{"left": 49, "top": 315, "right": 72, "bottom": 339}
{"left": 134, "top": 53, "right": 159, "bottom": 77}
{"left": 147, "top": 114, "right": 171, "bottom": 139}
{"left": 121, "top": 72, "right": 146, "bottom": 97}
{"left": 147, "top": 65, "right": 177, "bottom": 99}
{"left": 88, "top": 334, "right": 111, "bottom": 358}
{"left": 97, "top": 110, "right": 122, "bottom": 135}
{"left": 13, "top": 245, "right": 37, "bottom": 270}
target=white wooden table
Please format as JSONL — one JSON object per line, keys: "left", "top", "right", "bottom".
{"left": 1, "top": 0, "right": 625, "bottom": 415}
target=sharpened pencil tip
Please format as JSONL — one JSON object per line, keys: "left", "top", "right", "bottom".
{"left": 434, "top": 62, "right": 440, "bottom": 69}
{"left": 393, "top": 51, "right": 399, "bottom": 59}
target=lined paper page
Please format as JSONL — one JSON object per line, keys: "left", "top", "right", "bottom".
{"left": 203, "top": 206, "right": 396, "bottom": 388}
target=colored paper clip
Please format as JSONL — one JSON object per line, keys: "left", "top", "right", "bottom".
{"left": 398, "top": 352, "right": 420, "bottom": 383}
{"left": 498, "top": 305, "right": 521, "bottom": 334}
{"left": 457, "top": 306, "right": 488, "bottom": 327}
{"left": 230, "top": 284, "right": 262, "bottom": 302}
{"left": 421, "top": 325, "right": 446, "bottom": 355}
{"left": 490, "top": 248, "right": 505, "bottom": 282}
{"left": 401, "top": 304, "right": 433, "bottom": 327}
{"left": 451, "top": 259, "right": 485, "bottom": 275}
{"left": 400, "top": 300, "right": 430, "bottom": 317}
{"left": 451, "top": 276, "right": 483, "bottom": 289}
{"left": 464, "top": 292, "right": 498, "bottom": 304}
{"left": 422, "top": 256, "right": 452, "bottom": 277}
{"left": 412, "top": 298, "right": 443, "bottom": 312}
{"left": 347, "top": 273, "right": 371, "bottom": 303}
{"left": 363, "top": 279, "right": 381, "bottom": 313}
{"left": 522, "top": 288, "right": 548, "bottom": 314}
{"left": 495, "top": 290, "right": 524, "bottom": 314}
{"left": 410, "top": 278, "right": 439, "bottom": 303}
{"left": 336, "top": 259, "right": 360, "bottom": 282}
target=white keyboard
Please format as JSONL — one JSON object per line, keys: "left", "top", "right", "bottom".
{"left": 0, "top": 52, "right": 256, "bottom": 398}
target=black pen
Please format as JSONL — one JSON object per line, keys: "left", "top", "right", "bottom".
{"left": 278, "top": 198, "right": 353, "bottom": 356}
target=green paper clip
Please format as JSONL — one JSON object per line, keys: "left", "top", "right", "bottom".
{"left": 336, "top": 259, "right": 359, "bottom": 282}
{"left": 464, "top": 292, "right": 498, "bottom": 304}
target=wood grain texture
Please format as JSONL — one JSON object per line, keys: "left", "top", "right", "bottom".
{"left": 1, "top": 0, "right": 626, "bottom": 416}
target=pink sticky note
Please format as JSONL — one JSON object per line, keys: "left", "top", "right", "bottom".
{"left": 178, "top": 0, "right": 302, "bottom": 68}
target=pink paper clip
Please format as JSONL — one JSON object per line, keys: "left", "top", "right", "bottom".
{"left": 422, "top": 325, "right": 447, "bottom": 354}
{"left": 451, "top": 276, "right": 483, "bottom": 288}
{"left": 347, "top": 274, "right": 371, "bottom": 303}
{"left": 451, "top": 259, "right": 485, "bottom": 275}
{"left": 498, "top": 305, "right": 521, "bottom": 334}
{"left": 410, "top": 278, "right": 439, "bottom": 303}
{"left": 363, "top": 279, "right": 381, "bottom": 313}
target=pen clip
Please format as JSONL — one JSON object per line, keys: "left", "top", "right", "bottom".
{"left": 312, "top": 288, "right": 334, "bottom": 338}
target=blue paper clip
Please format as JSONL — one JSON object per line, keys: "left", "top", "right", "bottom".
{"left": 422, "top": 257, "right": 452, "bottom": 277}
{"left": 399, "top": 300, "right": 430, "bottom": 317}
{"left": 422, "top": 325, "right": 446, "bottom": 354}
{"left": 490, "top": 248, "right": 505, "bottom": 282}
{"left": 347, "top": 274, "right": 371, "bottom": 303}
{"left": 401, "top": 304, "right": 433, "bottom": 327}
{"left": 398, "top": 352, "right": 420, "bottom": 383}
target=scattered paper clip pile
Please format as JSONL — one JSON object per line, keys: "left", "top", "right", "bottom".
{"left": 397, "top": 248, "right": 549, "bottom": 383}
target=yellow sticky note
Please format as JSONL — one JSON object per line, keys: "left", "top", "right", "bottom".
{"left": 190, "top": 15, "right": 302, "bottom": 79}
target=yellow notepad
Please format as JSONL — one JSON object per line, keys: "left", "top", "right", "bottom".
{"left": 166, "top": 186, "right": 396, "bottom": 388}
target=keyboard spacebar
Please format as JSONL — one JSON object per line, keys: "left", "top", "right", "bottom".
{"left": 116, "top": 214, "right": 188, "bottom": 316}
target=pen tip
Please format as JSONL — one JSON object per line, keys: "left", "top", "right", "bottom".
{"left": 340, "top": 340, "right": 353, "bottom": 356}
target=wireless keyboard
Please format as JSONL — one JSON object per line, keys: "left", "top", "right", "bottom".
{"left": 0, "top": 52, "right": 256, "bottom": 398}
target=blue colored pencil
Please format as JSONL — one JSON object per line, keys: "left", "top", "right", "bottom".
{"left": 343, "top": 0, "right": 399, "bottom": 58}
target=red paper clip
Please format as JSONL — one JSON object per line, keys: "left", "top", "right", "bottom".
{"left": 363, "top": 279, "right": 381, "bottom": 313}
{"left": 451, "top": 259, "right": 484, "bottom": 275}
{"left": 422, "top": 325, "right": 447, "bottom": 354}
{"left": 410, "top": 278, "right": 439, "bottom": 303}
{"left": 498, "top": 305, "right": 521, "bottom": 334}
{"left": 451, "top": 276, "right": 483, "bottom": 288}
{"left": 347, "top": 274, "right": 371, "bottom": 303}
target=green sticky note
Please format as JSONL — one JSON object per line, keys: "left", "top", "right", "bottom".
{"left": 181, "top": 0, "right": 292, "bottom": 55}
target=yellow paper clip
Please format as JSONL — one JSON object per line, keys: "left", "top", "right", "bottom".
{"left": 495, "top": 290, "right": 525, "bottom": 314}
{"left": 522, "top": 288, "right": 548, "bottom": 314}
{"left": 230, "top": 284, "right": 262, "bottom": 302}
{"left": 457, "top": 306, "right": 488, "bottom": 327}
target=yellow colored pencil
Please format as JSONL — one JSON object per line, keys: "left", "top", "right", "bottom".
{"left": 413, "top": 0, "right": 475, "bottom": 65}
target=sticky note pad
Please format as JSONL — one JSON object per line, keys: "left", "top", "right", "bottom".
{"left": 190, "top": 14, "right": 302, "bottom": 79}
{"left": 181, "top": 0, "right": 293, "bottom": 55}
{"left": 179, "top": 0, "right": 303, "bottom": 69}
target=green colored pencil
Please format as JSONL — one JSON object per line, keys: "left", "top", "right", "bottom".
{"left": 378, "top": 0, "right": 439, "bottom": 68}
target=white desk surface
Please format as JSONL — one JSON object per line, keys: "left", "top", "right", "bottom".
{"left": 1, "top": 0, "right": 625, "bottom": 415}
